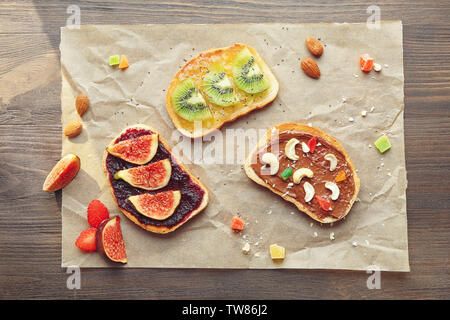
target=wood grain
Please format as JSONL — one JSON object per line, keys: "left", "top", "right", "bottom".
{"left": 0, "top": 0, "right": 449, "bottom": 299}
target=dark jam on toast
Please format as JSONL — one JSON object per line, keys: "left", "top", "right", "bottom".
{"left": 105, "top": 128, "right": 205, "bottom": 228}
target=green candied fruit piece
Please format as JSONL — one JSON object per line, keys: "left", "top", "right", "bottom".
{"left": 281, "top": 167, "right": 293, "bottom": 180}
{"left": 374, "top": 135, "right": 391, "bottom": 153}
{"left": 109, "top": 55, "right": 120, "bottom": 66}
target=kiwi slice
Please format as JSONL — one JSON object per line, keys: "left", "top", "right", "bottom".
{"left": 232, "top": 48, "right": 270, "bottom": 94}
{"left": 171, "top": 78, "right": 212, "bottom": 122}
{"left": 201, "top": 68, "right": 238, "bottom": 107}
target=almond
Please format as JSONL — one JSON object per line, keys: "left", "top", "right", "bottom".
{"left": 64, "top": 120, "right": 83, "bottom": 138}
{"left": 305, "top": 37, "right": 324, "bottom": 57}
{"left": 75, "top": 94, "right": 89, "bottom": 116}
{"left": 301, "top": 58, "right": 321, "bottom": 79}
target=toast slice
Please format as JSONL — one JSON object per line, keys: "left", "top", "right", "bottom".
{"left": 166, "top": 43, "right": 279, "bottom": 138}
{"left": 244, "top": 123, "right": 360, "bottom": 223}
{"left": 103, "top": 124, "right": 209, "bottom": 234}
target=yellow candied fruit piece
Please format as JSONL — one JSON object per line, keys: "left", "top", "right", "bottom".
{"left": 335, "top": 170, "right": 347, "bottom": 182}
{"left": 269, "top": 244, "right": 285, "bottom": 261}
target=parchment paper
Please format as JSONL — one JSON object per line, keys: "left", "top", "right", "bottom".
{"left": 60, "top": 22, "right": 409, "bottom": 271}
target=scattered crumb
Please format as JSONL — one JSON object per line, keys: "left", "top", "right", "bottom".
{"left": 310, "top": 222, "right": 314, "bottom": 227}
{"left": 365, "top": 240, "right": 370, "bottom": 246}
{"left": 387, "top": 172, "right": 392, "bottom": 177}
{"left": 308, "top": 123, "right": 313, "bottom": 127}
{"left": 352, "top": 241, "right": 358, "bottom": 247}
{"left": 342, "top": 97, "right": 347, "bottom": 103}
{"left": 353, "top": 73, "right": 359, "bottom": 78}
{"left": 348, "top": 117, "right": 354, "bottom": 122}
{"left": 313, "top": 232, "right": 318, "bottom": 238}
{"left": 361, "top": 110, "right": 367, "bottom": 117}
{"left": 266, "top": 209, "right": 272, "bottom": 215}
{"left": 330, "top": 232, "right": 335, "bottom": 241}
{"left": 242, "top": 242, "right": 251, "bottom": 254}
{"left": 370, "top": 106, "right": 375, "bottom": 112}
{"left": 384, "top": 64, "right": 389, "bottom": 68}
{"left": 373, "top": 63, "right": 382, "bottom": 72}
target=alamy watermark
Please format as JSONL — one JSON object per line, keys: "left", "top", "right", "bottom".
{"left": 66, "top": 265, "right": 81, "bottom": 290}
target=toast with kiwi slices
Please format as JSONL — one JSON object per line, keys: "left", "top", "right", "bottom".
{"left": 166, "top": 43, "right": 279, "bottom": 138}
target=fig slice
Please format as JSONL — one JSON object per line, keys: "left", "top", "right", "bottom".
{"left": 114, "top": 159, "right": 172, "bottom": 190}
{"left": 128, "top": 190, "right": 181, "bottom": 220}
{"left": 96, "top": 216, "right": 127, "bottom": 264}
{"left": 43, "top": 154, "right": 81, "bottom": 191}
{"left": 107, "top": 134, "right": 158, "bottom": 165}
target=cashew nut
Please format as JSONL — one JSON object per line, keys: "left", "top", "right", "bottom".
{"left": 301, "top": 142, "right": 310, "bottom": 153}
{"left": 325, "top": 181, "right": 340, "bottom": 200}
{"left": 285, "top": 138, "right": 300, "bottom": 161}
{"left": 303, "top": 181, "right": 315, "bottom": 202}
{"left": 324, "top": 153, "right": 337, "bottom": 171}
{"left": 261, "top": 153, "right": 279, "bottom": 175}
{"left": 293, "top": 168, "right": 314, "bottom": 184}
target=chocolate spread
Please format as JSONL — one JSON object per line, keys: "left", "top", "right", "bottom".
{"left": 250, "top": 130, "right": 355, "bottom": 219}
{"left": 105, "top": 128, "right": 205, "bottom": 228}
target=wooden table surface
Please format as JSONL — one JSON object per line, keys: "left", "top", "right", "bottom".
{"left": 0, "top": 0, "right": 449, "bottom": 300}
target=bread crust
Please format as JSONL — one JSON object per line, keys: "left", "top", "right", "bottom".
{"left": 103, "top": 124, "right": 209, "bottom": 234}
{"left": 165, "top": 43, "right": 279, "bottom": 138}
{"left": 244, "top": 123, "right": 360, "bottom": 223}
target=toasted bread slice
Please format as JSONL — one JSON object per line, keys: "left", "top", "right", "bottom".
{"left": 244, "top": 123, "right": 360, "bottom": 223}
{"left": 166, "top": 43, "right": 279, "bottom": 138}
{"left": 103, "top": 124, "right": 209, "bottom": 234}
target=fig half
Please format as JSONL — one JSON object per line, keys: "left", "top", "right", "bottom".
{"left": 43, "top": 154, "right": 81, "bottom": 191}
{"left": 128, "top": 190, "right": 181, "bottom": 220}
{"left": 107, "top": 134, "right": 158, "bottom": 165}
{"left": 96, "top": 216, "right": 127, "bottom": 264}
{"left": 114, "top": 159, "right": 172, "bottom": 190}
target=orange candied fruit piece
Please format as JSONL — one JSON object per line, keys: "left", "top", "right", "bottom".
{"left": 335, "top": 170, "right": 347, "bottom": 182}
{"left": 119, "top": 55, "right": 129, "bottom": 70}
{"left": 359, "top": 53, "right": 374, "bottom": 72}
{"left": 231, "top": 216, "right": 245, "bottom": 231}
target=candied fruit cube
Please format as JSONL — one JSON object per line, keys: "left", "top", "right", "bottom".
{"left": 374, "top": 135, "right": 391, "bottom": 153}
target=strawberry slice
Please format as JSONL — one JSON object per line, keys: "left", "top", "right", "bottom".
{"left": 75, "top": 227, "right": 97, "bottom": 252}
{"left": 315, "top": 195, "right": 331, "bottom": 211}
{"left": 87, "top": 200, "right": 110, "bottom": 228}
{"left": 307, "top": 136, "right": 318, "bottom": 153}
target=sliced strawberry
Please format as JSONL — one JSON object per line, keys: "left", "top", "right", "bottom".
{"left": 87, "top": 199, "right": 110, "bottom": 228}
{"left": 307, "top": 136, "right": 318, "bottom": 153}
{"left": 315, "top": 195, "right": 331, "bottom": 211}
{"left": 75, "top": 227, "right": 97, "bottom": 252}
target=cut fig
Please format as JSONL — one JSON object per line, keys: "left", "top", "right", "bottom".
{"left": 107, "top": 134, "right": 158, "bottom": 165}
{"left": 128, "top": 190, "right": 181, "bottom": 220}
{"left": 43, "top": 154, "right": 81, "bottom": 191}
{"left": 96, "top": 216, "right": 127, "bottom": 264}
{"left": 114, "top": 158, "right": 172, "bottom": 190}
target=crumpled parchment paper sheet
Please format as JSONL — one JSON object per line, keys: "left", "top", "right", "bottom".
{"left": 60, "top": 22, "right": 409, "bottom": 271}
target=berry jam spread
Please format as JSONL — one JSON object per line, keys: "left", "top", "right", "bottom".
{"left": 105, "top": 128, "right": 205, "bottom": 228}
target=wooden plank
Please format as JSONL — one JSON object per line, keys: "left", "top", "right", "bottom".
{"left": 0, "top": 0, "right": 449, "bottom": 299}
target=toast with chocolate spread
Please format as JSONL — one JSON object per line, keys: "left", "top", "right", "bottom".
{"left": 244, "top": 123, "right": 360, "bottom": 223}
{"left": 103, "top": 124, "right": 209, "bottom": 234}
{"left": 166, "top": 43, "right": 279, "bottom": 138}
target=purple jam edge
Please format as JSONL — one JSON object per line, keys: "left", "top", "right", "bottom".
{"left": 105, "top": 128, "right": 205, "bottom": 228}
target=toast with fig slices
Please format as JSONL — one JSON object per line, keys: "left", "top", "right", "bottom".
{"left": 166, "top": 43, "right": 279, "bottom": 138}
{"left": 244, "top": 123, "right": 360, "bottom": 223}
{"left": 103, "top": 124, "right": 209, "bottom": 234}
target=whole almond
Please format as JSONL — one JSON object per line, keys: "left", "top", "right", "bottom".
{"left": 305, "top": 37, "right": 324, "bottom": 57}
{"left": 301, "top": 58, "right": 321, "bottom": 79}
{"left": 75, "top": 94, "right": 89, "bottom": 116}
{"left": 64, "top": 120, "right": 83, "bottom": 138}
